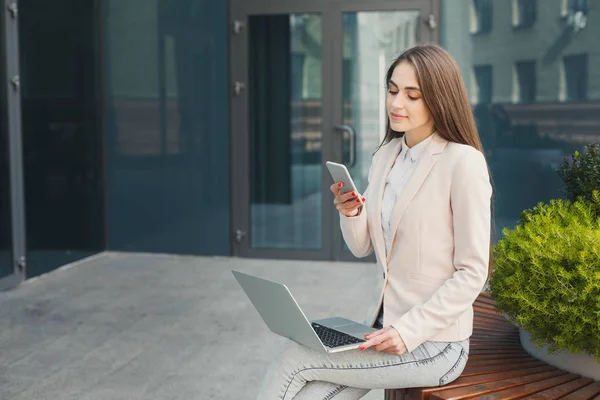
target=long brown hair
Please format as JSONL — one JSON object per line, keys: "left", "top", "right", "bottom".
{"left": 378, "top": 44, "right": 494, "bottom": 283}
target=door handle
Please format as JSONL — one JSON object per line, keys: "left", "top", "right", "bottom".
{"left": 334, "top": 124, "right": 357, "bottom": 168}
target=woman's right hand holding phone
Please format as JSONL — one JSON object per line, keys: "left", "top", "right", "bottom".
{"left": 330, "top": 182, "right": 365, "bottom": 217}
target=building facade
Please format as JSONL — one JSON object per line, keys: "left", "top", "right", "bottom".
{"left": 1, "top": 0, "right": 597, "bottom": 288}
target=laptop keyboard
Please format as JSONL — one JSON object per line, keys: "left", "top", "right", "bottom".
{"left": 311, "top": 323, "right": 365, "bottom": 348}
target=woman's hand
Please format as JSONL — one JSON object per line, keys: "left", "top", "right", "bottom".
{"left": 330, "top": 182, "right": 365, "bottom": 217}
{"left": 359, "top": 327, "right": 407, "bottom": 356}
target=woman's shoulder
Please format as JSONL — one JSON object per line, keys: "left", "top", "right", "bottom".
{"left": 444, "top": 141, "right": 482, "bottom": 157}
{"left": 444, "top": 142, "right": 486, "bottom": 163}
{"left": 442, "top": 142, "right": 488, "bottom": 177}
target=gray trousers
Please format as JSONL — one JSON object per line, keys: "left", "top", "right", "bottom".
{"left": 256, "top": 337, "right": 469, "bottom": 399}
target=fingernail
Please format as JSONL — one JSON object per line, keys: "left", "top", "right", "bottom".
{"left": 362, "top": 197, "right": 366, "bottom": 202}
{"left": 338, "top": 183, "right": 343, "bottom": 187}
{"left": 359, "top": 346, "right": 365, "bottom": 351}
{"left": 351, "top": 192, "right": 356, "bottom": 196}
{"left": 356, "top": 199, "right": 361, "bottom": 203}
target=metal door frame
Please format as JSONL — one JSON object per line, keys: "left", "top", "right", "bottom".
{"left": 0, "top": 0, "right": 25, "bottom": 290}
{"left": 229, "top": 0, "right": 440, "bottom": 261}
{"left": 230, "top": 0, "right": 335, "bottom": 261}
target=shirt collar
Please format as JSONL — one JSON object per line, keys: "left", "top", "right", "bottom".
{"left": 401, "top": 133, "right": 434, "bottom": 162}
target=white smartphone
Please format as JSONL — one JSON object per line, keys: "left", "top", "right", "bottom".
{"left": 325, "top": 161, "right": 362, "bottom": 200}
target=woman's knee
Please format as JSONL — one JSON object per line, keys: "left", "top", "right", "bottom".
{"left": 275, "top": 341, "right": 314, "bottom": 369}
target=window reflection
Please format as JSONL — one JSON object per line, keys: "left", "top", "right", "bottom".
{"left": 471, "top": 0, "right": 493, "bottom": 34}
{"left": 19, "top": 0, "right": 104, "bottom": 277}
{"left": 443, "top": 0, "right": 600, "bottom": 239}
{"left": 104, "top": 0, "right": 230, "bottom": 255}
{"left": 248, "top": 14, "right": 323, "bottom": 250}
{"left": 563, "top": 54, "right": 588, "bottom": 101}
{"left": 512, "top": 0, "right": 537, "bottom": 29}
{"left": 514, "top": 61, "right": 536, "bottom": 104}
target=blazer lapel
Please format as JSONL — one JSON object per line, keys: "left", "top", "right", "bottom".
{"left": 370, "top": 138, "right": 403, "bottom": 271}
{"left": 385, "top": 134, "right": 448, "bottom": 265}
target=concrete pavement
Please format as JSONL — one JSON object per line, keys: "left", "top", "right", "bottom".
{"left": 0, "top": 252, "right": 383, "bottom": 400}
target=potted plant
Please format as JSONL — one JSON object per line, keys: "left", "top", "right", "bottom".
{"left": 489, "top": 144, "right": 600, "bottom": 380}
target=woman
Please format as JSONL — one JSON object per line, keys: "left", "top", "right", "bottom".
{"left": 257, "top": 44, "right": 492, "bottom": 400}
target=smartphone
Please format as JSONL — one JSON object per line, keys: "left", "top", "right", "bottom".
{"left": 325, "top": 161, "right": 362, "bottom": 201}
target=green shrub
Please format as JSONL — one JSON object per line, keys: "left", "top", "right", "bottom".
{"left": 558, "top": 143, "right": 600, "bottom": 205}
{"left": 490, "top": 193, "right": 600, "bottom": 362}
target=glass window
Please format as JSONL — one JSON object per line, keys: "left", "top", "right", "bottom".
{"left": 474, "top": 65, "right": 493, "bottom": 104}
{"left": 562, "top": 54, "right": 588, "bottom": 101}
{"left": 471, "top": 0, "right": 493, "bottom": 34}
{"left": 442, "top": 0, "right": 600, "bottom": 240}
{"left": 513, "top": 0, "right": 537, "bottom": 28}
{"left": 515, "top": 61, "right": 536, "bottom": 103}
{"left": 19, "top": 1, "right": 104, "bottom": 277}
{"left": 562, "top": 0, "right": 589, "bottom": 32}
{"left": 103, "top": 0, "right": 230, "bottom": 255}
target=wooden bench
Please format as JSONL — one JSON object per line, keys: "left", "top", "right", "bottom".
{"left": 384, "top": 292, "right": 600, "bottom": 400}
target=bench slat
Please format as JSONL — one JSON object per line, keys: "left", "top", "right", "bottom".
{"left": 467, "top": 350, "right": 531, "bottom": 365}
{"left": 470, "top": 333, "right": 520, "bottom": 341}
{"left": 456, "top": 373, "right": 581, "bottom": 400}
{"left": 473, "top": 307, "right": 510, "bottom": 320}
{"left": 469, "top": 343, "right": 523, "bottom": 351}
{"left": 559, "top": 382, "right": 600, "bottom": 400}
{"left": 524, "top": 377, "right": 595, "bottom": 400}
{"left": 462, "top": 361, "right": 547, "bottom": 377}
{"left": 469, "top": 349, "right": 527, "bottom": 357}
{"left": 471, "top": 326, "right": 518, "bottom": 335}
{"left": 466, "top": 356, "right": 539, "bottom": 367}
{"left": 469, "top": 336, "right": 521, "bottom": 344}
{"left": 405, "top": 366, "right": 558, "bottom": 400}
{"left": 428, "top": 371, "right": 573, "bottom": 400}
{"left": 472, "top": 323, "right": 518, "bottom": 332}
{"left": 468, "top": 353, "right": 530, "bottom": 361}
{"left": 474, "top": 300, "right": 500, "bottom": 310}
{"left": 474, "top": 296, "right": 499, "bottom": 307}
{"left": 472, "top": 322, "right": 516, "bottom": 332}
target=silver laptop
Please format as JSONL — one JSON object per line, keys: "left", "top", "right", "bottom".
{"left": 232, "top": 270, "right": 377, "bottom": 353}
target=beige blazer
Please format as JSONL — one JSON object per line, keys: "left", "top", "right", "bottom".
{"left": 340, "top": 133, "right": 492, "bottom": 353}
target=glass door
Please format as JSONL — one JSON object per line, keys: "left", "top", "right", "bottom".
{"left": 230, "top": 0, "right": 331, "bottom": 260}
{"left": 331, "top": 1, "right": 434, "bottom": 261}
{"left": 230, "top": 0, "right": 437, "bottom": 261}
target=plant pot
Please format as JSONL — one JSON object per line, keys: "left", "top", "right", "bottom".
{"left": 519, "top": 328, "right": 600, "bottom": 380}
